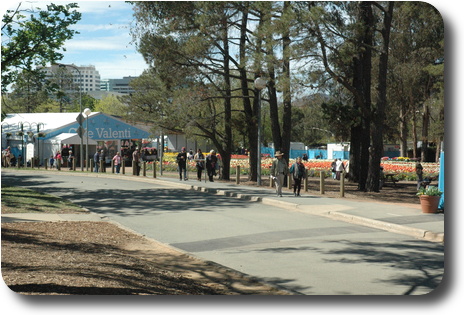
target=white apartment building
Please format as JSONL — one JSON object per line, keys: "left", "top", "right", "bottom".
{"left": 43, "top": 64, "right": 101, "bottom": 92}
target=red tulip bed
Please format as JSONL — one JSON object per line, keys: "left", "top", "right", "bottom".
{"left": 230, "top": 157, "right": 439, "bottom": 181}
{"left": 148, "top": 153, "right": 440, "bottom": 182}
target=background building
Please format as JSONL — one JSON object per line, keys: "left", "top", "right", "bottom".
{"left": 106, "top": 76, "right": 137, "bottom": 94}
{"left": 42, "top": 64, "right": 101, "bottom": 92}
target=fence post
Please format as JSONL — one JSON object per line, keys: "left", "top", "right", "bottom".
{"left": 44, "top": 158, "right": 48, "bottom": 170}
{"left": 153, "top": 161, "right": 157, "bottom": 178}
{"left": 132, "top": 161, "right": 136, "bottom": 175}
{"left": 73, "top": 158, "right": 76, "bottom": 171}
{"left": 287, "top": 174, "right": 292, "bottom": 189}
{"left": 270, "top": 176, "right": 274, "bottom": 188}
{"left": 340, "top": 171, "right": 345, "bottom": 197}
{"left": 236, "top": 166, "right": 240, "bottom": 185}
{"left": 304, "top": 175, "right": 308, "bottom": 192}
{"left": 143, "top": 161, "right": 146, "bottom": 176}
{"left": 320, "top": 171, "right": 325, "bottom": 194}
{"left": 111, "top": 160, "right": 115, "bottom": 173}
{"left": 57, "top": 158, "right": 61, "bottom": 171}
{"left": 122, "top": 160, "right": 125, "bottom": 175}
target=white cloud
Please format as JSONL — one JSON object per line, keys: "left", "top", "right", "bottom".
{"left": 95, "top": 54, "right": 147, "bottom": 79}
{"left": 65, "top": 36, "right": 133, "bottom": 51}
{"left": 53, "top": 0, "right": 132, "bottom": 15}
{"left": 73, "top": 23, "right": 130, "bottom": 32}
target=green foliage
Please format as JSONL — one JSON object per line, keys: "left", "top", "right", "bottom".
{"left": 94, "top": 95, "right": 126, "bottom": 116}
{"left": 416, "top": 186, "right": 443, "bottom": 196}
{"left": 128, "top": 1, "right": 444, "bottom": 179}
{"left": 387, "top": 2, "right": 444, "bottom": 152}
{"left": 1, "top": 3, "right": 81, "bottom": 92}
{"left": 320, "top": 101, "right": 359, "bottom": 142}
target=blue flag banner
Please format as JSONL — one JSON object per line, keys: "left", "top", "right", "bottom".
{"left": 438, "top": 151, "right": 444, "bottom": 210}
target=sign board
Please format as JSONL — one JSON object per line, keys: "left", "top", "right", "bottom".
{"left": 76, "top": 126, "right": 85, "bottom": 138}
{"left": 76, "top": 113, "right": 85, "bottom": 125}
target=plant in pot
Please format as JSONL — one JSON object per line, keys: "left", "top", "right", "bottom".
{"left": 417, "top": 186, "right": 443, "bottom": 213}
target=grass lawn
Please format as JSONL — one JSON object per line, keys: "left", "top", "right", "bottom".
{"left": 1, "top": 186, "right": 86, "bottom": 214}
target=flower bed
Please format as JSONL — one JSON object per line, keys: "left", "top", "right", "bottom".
{"left": 148, "top": 154, "right": 440, "bottom": 181}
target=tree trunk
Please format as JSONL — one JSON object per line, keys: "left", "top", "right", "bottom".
{"left": 367, "top": 2, "right": 394, "bottom": 192}
{"left": 222, "top": 19, "right": 232, "bottom": 180}
{"left": 352, "top": 2, "right": 373, "bottom": 192}
{"left": 412, "top": 109, "right": 418, "bottom": 158}
{"left": 248, "top": 93, "right": 259, "bottom": 181}
{"left": 349, "top": 124, "right": 362, "bottom": 183}
{"left": 281, "top": 1, "right": 292, "bottom": 159}
{"left": 421, "top": 104, "right": 430, "bottom": 162}
{"left": 399, "top": 105, "right": 408, "bottom": 157}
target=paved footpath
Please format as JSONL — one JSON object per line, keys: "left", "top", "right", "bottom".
{"left": 2, "top": 170, "right": 444, "bottom": 243}
{"left": 1, "top": 170, "right": 445, "bottom": 295}
{"left": 156, "top": 176, "right": 444, "bottom": 243}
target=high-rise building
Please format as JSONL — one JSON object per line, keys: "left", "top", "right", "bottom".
{"left": 42, "top": 64, "right": 101, "bottom": 92}
{"left": 100, "top": 79, "right": 110, "bottom": 91}
{"left": 107, "top": 76, "right": 137, "bottom": 94}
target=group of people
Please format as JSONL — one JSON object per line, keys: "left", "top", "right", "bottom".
{"left": 92, "top": 150, "right": 108, "bottom": 173}
{"left": 331, "top": 158, "right": 346, "bottom": 180}
{"left": 177, "top": 147, "right": 219, "bottom": 182}
{"left": 271, "top": 152, "right": 348, "bottom": 197}
{"left": 48, "top": 150, "right": 74, "bottom": 170}
{"left": 270, "top": 151, "right": 308, "bottom": 197}
{"left": 2, "top": 147, "right": 13, "bottom": 167}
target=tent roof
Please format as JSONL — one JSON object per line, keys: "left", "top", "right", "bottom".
{"left": 44, "top": 133, "right": 98, "bottom": 145}
{"left": 1, "top": 112, "right": 99, "bottom": 134}
{"left": 2, "top": 112, "right": 152, "bottom": 140}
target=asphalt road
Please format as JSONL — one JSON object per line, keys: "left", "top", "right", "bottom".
{"left": 2, "top": 171, "right": 444, "bottom": 295}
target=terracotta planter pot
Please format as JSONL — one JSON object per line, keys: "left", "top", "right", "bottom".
{"left": 419, "top": 195, "right": 441, "bottom": 213}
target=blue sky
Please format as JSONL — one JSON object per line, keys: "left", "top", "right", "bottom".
{"left": 3, "top": 1, "right": 148, "bottom": 79}
{"left": 60, "top": 1, "right": 147, "bottom": 79}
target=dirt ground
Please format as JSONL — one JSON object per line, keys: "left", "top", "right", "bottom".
{"left": 2, "top": 221, "right": 289, "bottom": 295}
{"left": 236, "top": 176, "right": 420, "bottom": 205}
{"left": 2, "top": 174, "right": 421, "bottom": 295}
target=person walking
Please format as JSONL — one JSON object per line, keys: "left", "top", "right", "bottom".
{"left": 188, "top": 149, "right": 194, "bottom": 161}
{"left": 289, "top": 156, "right": 306, "bottom": 197}
{"left": 416, "top": 159, "right": 424, "bottom": 190}
{"left": 132, "top": 149, "right": 140, "bottom": 176}
{"left": 49, "top": 155, "right": 55, "bottom": 169}
{"left": 331, "top": 159, "right": 337, "bottom": 179}
{"left": 2, "top": 147, "right": 11, "bottom": 167}
{"left": 99, "top": 150, "right": 106, "bottom": 173}
{"left": 67, "top": 150, "right": 74, "bottom": 170}
{"left": 270, "top": 151, "right": 288, "bottom": 197}
{"left": 176, "top": 147, "right": 188, "bottom": 180}
{"left": 55, "top": 151, "right": 62, "bottom": 170}
{"left": 205, "top": 150, "right": 218, "bottom": 182}
{"left": 93, "top": 150, "right": 100, "bottom": 173}
{"left": 194, "top": 149, "right": 205, "bottom": 181}
{"left": 335, "top": 158, "right": 345, "bottom": 180}
{"left": 113, "top": 152, "right": 122, "bottom": 174}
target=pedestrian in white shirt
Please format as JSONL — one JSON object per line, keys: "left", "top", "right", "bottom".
{"left": 270, "top": 151, "right": 289, "bottom": 197}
